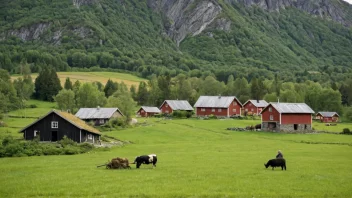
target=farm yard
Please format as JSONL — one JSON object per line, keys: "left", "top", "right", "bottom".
{"left": 0, "top": 101, "right": 352, "bottom": 197}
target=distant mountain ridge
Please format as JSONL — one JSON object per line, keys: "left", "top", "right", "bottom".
{"left": 0, "top": 0, "right": 351, "bottom": 82}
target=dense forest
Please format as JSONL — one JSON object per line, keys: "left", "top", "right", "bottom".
{"left": 0, "top": 0, "right": 352, "bottom": 83}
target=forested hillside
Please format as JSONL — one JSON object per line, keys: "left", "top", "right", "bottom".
{"left": 1, "top": 0, "right": 352, "bottom": 83}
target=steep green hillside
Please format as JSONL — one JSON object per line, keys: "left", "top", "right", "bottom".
{"left": 1, "top": 0, "right": 352, "bottom": 82}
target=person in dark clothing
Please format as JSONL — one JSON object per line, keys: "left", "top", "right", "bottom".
{"left": 276, "top": 150, "right": 283, "bottom": 158}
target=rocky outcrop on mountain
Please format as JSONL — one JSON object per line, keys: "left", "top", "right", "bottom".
{"left": 5, "top": 23, "right": 51, "bottom": 41}
{"left": 148, "top": 0, "right": 226, "bottom": 45}
{"left": 231, "top": 0, "right": 352, "bottom": 26}
{"left": 73, "top": 0, "right": 98, "bottom": 8}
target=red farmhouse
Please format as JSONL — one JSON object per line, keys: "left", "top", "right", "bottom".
{"left": 193, "top": 96, "right": 242, "bottom": 117}
{"left": 159, "top": 100, "right": 193, "bottom": 114}
{"left": 243, "top": 100, "right": 268, "bottom": 115}
{"left": 316, "top": 112, "right": 339, "bottom": 123}
{"left": 261, "top": 103, "right": 314, "bottom": 132}
{"left": 137, "top": 106, "right": 160, "bottom": 117}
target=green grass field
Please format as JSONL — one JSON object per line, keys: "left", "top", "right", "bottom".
{"left": 11, "top": 71, "right": 147, "bottom": 88}
{"left": 1, "top": 113, "right": 352, "bottom": 197}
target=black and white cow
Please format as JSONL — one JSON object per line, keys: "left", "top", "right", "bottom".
{"left": 133, "top": 154, "right": 157, "bottom": 168}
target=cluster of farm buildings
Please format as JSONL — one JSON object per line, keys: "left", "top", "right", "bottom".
{"left": 20, "top": 96, "right": 339, "bottom": 144}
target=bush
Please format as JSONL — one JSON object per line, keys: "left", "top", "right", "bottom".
{"left": 79, "top": 142, "right": 95, "bottom": 153}
{"left": 29, "top": 104, "right": 37, "bottom": 108}
{"left": 208, "top": 114, "right": 217, "bottom": 119}
{"left": 341, "top": 128, "right": 351, "bottom": 135}
{"left": 59, "top": 136, "right": 77, "bottom": 147}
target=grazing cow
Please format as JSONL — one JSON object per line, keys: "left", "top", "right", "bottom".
{"left": 134, "top": 154, "right": 157, "bottom": 168}
{"left": 264, "top": 158, "right": 286, "bottom": 170}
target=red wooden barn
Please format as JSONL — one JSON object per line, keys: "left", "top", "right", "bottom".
{"left": 159, "top": 100, "right": 193, "bottom": 114}
{"left": 137, "top": 106, "right": 160, "bottom": 117}
{"left": 193, "top": 96, "right": 242, "bottom": 117}
{"left": 243, "top": 100, "right": 268, "bottom": 115}
{"left": 260, "top": 103, "right": 314, "bottom": 132}
{"left": 316, "top": 112, "right": 339, "bottom": 123}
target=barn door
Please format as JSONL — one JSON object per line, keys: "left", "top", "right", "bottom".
{"left": 51, "top": 131, "right": 58, "bottom": 142}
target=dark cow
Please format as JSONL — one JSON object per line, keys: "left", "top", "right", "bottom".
{"left": 133, "top": 154, "right": 157, "bottom": 168}
{"left": 264, "top": 158, "right": 286, "bottom": 170}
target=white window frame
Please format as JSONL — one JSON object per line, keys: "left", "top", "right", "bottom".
{"left": 88, "top": 134, "right": 93, "bottom": 140}
{"left": 166, "top": 104, "right": 169, "bottom": 108}
{"left": 34, "top": 130, "right": 39, "bottom": 137}
{"left": 211, "top": 108, "right": 215, "bottom": 112}
{"left": 218, "top": 109, "right": 222, "bottom": 112}
{"left": 269, "top": 107, "right": 272, "bottom": 112}
{"left": 234, "top": 102, "right": 237, "bottom": 106}
{"left": 270, "top": 115, "right": 274, "bottom": 120}
{"left": 233, "top": 109, "right": 236, "bottom": 113}
{"left": 99, "top": 119, "right": 105, "bottom": 124}
{"left": 201, "top": 108, "right": 205, "bottom": 112}
{"left": 51, "top": 121, "right": 58, "bottom": 128}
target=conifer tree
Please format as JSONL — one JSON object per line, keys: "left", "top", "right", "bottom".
{"left": 64, "top": 77, "right": 73, "bottom": 90}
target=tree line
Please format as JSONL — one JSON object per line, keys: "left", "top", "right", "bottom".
{"left": 1, "top": 67, "right": 352, "bottom": 123}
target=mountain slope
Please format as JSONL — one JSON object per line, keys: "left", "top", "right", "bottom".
{"left": 0, "top": 0, "right": 351, "bottom": 82}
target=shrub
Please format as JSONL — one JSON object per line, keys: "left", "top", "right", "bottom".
{"left": 341, "top": 128, "right": 351, "bottom": 134}
{"left": 59, "top": 136, "right": 77, "bottom": 147}
{"left": 29, "top": 104, "right": 37, "bottom": 108}
{"left": 63, "top": 146, "right": 81, "bottom": 155}
{"left": 79, "top": 142, "right": 95, "bottom": 153}
{"left": 208, "top": 114, "right": 217, "bottom": 119}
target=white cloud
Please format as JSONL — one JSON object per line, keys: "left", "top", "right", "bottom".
{"left": 342, "top": 0, "right": 352, "bottom": 4}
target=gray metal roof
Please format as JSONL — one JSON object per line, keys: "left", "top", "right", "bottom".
{"left": 75, "top": 108, "right": 123, "bottom": 119}
{"left": 161, "top": 100, "right": 193, "bottom": 111}
{"left": 194, "top": 96, "right": 240, "bottom": 108}
{"left": 267, "top": 103, "right": 315, "bottom": 114}
{"left": 140, "top": 106, "right": 160, "bottom": 113}
{"left": 317, "top": 112, "right": 339, "bottom": 117}
{"left": 243, "top": 100, "right": 268, "bottom": 108}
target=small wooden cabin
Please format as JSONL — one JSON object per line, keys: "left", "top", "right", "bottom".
{"left": 159, "top": 100, "right": 193, "bottom": 114}
{"left": 137, "top": 106, "right": 160, "bottom": 117}
{"left": 316, "top": 112, "right": 339, "bottom": 123}
{"left": 20, "top": 110, "right": 101, "bottom": 143}
{"left": 75, "top": 107, "right": 123, "bottom": 126}
{"left": 242, "top": 100, "right": 268, "bottom": 115}
{"left": 193, "top": 96, "right": 242, "bottom": 117}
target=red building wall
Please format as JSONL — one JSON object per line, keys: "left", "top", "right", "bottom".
{"left": 160, "top": 102, "right": 173, "bottom": 114}
{"left": 229, "top": 99, "right": 241, "bottom": 116}
{"left": 281, "top": 114, "right": 312, "bottom": 124}
{"left": 320, "top": 116, "right": 338, "bottom": 123}
{"left": 261, "top": 105, "right": 280, "bottom": 122}
{"left": 244, "top": 102, "right": 258, "bottom": 115}
{"left": 196, "top": 107, "right": 228, "bottom": 117}
{"left": 137, "top": 109, "right": 147, "bottom": 117}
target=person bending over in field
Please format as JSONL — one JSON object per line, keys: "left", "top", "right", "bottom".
{"left": 276, "top": 150, "right": 283, "bottom": 158}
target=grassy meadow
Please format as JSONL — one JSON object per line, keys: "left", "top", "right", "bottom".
{"left": 11, "top": 72, "right": 146, "bottom": 88}
{"left": 1, "top": 101, "right": 352, "bottom": 197}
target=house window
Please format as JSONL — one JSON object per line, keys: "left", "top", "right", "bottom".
{"left": 218, "top": 109, "right": 222, "bottom": 112}
{"left": 88, "top": 134, "right": 93, "bottom": 140}
{"left": 251, "top": 108, "right": 254, "bottom": 112}
{"left": 270, "top": 115, "right": 273, "bottom": 120}
{"left": 212, "top": 108, "right": 215, "bottom": 112}
{"left": 249, "top": 103, "right": 252, "bottom": 106}
{"left": 233, "top": 109, "right": 236, "bottom": 113}
{"left": 34, "top": 130, "right": 40, "bottom": 137}
{"left": 165, "top": 110, "right": 169, "bottom": 113}
{"left": 201, "top": 108, "right": 205, "bottom": 112}
{"left": 99, "top": 119, "right": 105, "bottom": 124}
{"left": 166, "top": 104, "right": 169, "bottom": 108}
{"left": 233, "top": 102, "right": 237, "bottom": 106}
{"left": 269, "top": 107, "right": 272, "bottom": 112}
{"left": 51, "top": 121, "right": 58, "bottom": 128}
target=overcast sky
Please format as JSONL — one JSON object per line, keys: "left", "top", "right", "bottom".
{"left": 343, "top": 0, "right": 352, "bottom": 4}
